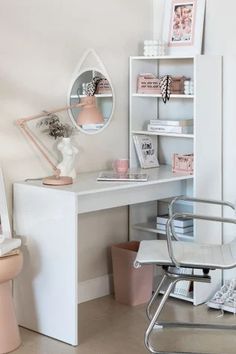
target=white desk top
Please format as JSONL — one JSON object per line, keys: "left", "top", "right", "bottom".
{"left": 15, "top": 165, "right": 193, "bottom": 197}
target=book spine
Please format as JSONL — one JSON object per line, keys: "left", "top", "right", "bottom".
{"left": 156, "top": 224, "right": 193, "bottom": 233}
{"left": 148, "top": 124, "right": 193, "bottom": 133}
{"left": 173, "top": 268, "right": 193, "bottom": 296}
{"left": 150, "top": 119, "right": 193, "bottom": 126}
{"left": 173, "top": 226, "right": 193, "bottom": 234}
{"left": 156, "top": 216, "right": 193, "bottom": 227}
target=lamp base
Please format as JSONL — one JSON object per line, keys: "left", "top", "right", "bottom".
{"left": 42, "top": 175, "right": 73, "bottom": 186}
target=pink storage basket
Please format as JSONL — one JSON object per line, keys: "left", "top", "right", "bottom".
{"left": 137, "top": 74, "right": 186, "bottom": 94}
{"left": 172, "top": 153, "right": 194, "bottom": 175}
{"left": 96, "top": 79, "right": 112, "bottom": 94}
{"left": 137, "top": 74, "right": 161, "bottom": 94}
{"left": 170, "top": 76, "right": 186, "bottom": 94}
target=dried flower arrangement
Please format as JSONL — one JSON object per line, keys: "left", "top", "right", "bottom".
{"left": 38, "top": 111, "right": 74, "bottom": 139}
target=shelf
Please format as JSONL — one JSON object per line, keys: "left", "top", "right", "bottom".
{"left": 160, "top": 289, "right": 194, "bottom": 303}
{"left": 132, "top": 93, "right": 194, "bottom": 99}
{"left": 132, "top": 130, "right": 194, "bottom": 139}
{"left": 131, "top": 55, "right": 195, "bottom": 60}
{"left": 129, "top": 55, "right": 222, "bottom": 306}
{"left": 70, "top": 94, "right": 112, "bottom": 99}
{"left": 132, "top": 222, "right": 194, "bottom": 241}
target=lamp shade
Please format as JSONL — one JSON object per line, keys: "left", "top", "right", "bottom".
{"left": 77, "top": 96, "right": 104, "bottom": 125}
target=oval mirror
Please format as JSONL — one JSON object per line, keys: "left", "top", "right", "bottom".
{"left": 68, "top": 70, "right": 114, "bottom": 134}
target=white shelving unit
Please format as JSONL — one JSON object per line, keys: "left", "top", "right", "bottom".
{"left": 132, "top": 130, "right": 194, "bottom": 139}
{"left": 129, "top": 55, "right": 223, "bottom": 305}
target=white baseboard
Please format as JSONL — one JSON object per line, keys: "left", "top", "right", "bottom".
{"left": 78, "top": 274, "right": 113, "bottom": 304}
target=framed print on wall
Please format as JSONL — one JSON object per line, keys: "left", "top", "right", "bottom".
{"left": 162, "top": 0, "right": 206, "bottom": 55}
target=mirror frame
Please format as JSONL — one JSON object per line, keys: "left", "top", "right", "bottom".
{"left": 67, "top": 50, "right": 115, "bottom": 135}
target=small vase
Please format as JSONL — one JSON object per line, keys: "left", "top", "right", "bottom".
{"left": 57, "top": 137, "right": 78, "bottom": 179}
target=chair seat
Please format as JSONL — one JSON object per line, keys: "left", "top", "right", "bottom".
{"left": 135, "top": 239, "right": 236, "bottom": 270}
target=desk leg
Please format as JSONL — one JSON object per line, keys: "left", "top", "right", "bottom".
{"left": 13, "top": 185, "right": 78, "bottom": 345}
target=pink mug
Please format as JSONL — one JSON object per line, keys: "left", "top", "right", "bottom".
{"left": 113, "top": 159, "right": 129, "bottom": 174}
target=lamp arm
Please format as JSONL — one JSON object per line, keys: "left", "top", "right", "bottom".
{"left": 18, "top": 121, "right": 60, "bottom": 177}
{"left": 16, "top": 102, "right": 84, "bottom": 125}
{"left": 16, "top": 102, "right": 85, "bottom": 178}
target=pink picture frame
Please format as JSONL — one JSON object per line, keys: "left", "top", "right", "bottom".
{"left": 169, "top": 0, "right": 196, "bottom": 47}
{"left": 162, "top": 0, "right": 205, "bottom": 55}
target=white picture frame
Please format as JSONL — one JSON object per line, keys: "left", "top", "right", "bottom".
{"left": 133, "top": 135, "right": 159, "bottom": 169}
{"left": 162, "top": 0, "right": 206, "bottom": 56}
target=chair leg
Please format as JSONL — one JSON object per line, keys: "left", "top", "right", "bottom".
{"left": 144, "top": 270, "right": 236, "bottom": 354}
{"left": 145, "top": 279, "right": 176, "bottom": 353}
{"left": 146, "top": 273, "right": 168, "bottom": 321}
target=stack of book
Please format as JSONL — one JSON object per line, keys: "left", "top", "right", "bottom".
{"left": 172, "top": 267, "right": 193, "bottom": 297}
{"left": 156, "top": 214, "right": 193, "bottom": 237}
{"left": 147, "top": 119, "right": 193, "bottom": 134}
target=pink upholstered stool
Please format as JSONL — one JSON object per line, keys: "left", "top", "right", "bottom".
{"left": 0, "top": 252, "right": 23, "bottom": 353}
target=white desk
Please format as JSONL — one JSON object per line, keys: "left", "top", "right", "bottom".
{"left": 13, "top": 166, "right": 192, "bottom": 345}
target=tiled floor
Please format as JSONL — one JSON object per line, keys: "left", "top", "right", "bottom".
{"left": 13, "top": 295, "right": 236, "bottom": 354}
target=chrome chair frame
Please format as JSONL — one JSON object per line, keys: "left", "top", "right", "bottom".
{"left": 143, "top": 196, "right": 236, "bottom": 354}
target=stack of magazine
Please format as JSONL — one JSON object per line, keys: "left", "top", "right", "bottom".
{"left": 147, "top": 119, "right": 193, "bottom": 134}
{"left": 156, "top": 214, "right": 193, "bottom": 237}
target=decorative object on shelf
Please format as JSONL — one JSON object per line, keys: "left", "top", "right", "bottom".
{"left": 162, "top": 0, "right": 206, "bottom": 55}
{"left": 137, "top": 74, "right": 187, "bottom": 100}
{"left": 169, "top": 76, "right": 186, "bottom": 94}
{"left": 137, "top": 73, "right": 161, "bottom": 94}
{"left": 83, "top": 76, "right": 102, "bottom": 96}
{"left": 16, "top": 98, "right": 104, "bottom": 185}
{"left": 172, "top": 153, "right": 194, "bottom": 174}
{"left": 113, "top": 159, "right": 129, "bottom": 174}
{"left": 159, "top": 75, "right": 172, "bottom": 103}
{"left": 96, "top": 78, "right": 112, "bottom": 94}
{"left": 68, "top": 48, "right": 114, "bottom": 134}
{"left": 184, "top": 79, "right": 194, "bottom": 95}
{"left": 97, "top": 172, "right": 148, "bottom": 182}
{"left": 133, "top": 135, "right": 159, "bottom": 169}
{"left": 143, "top": 40, "right": 166, "bottom": 56}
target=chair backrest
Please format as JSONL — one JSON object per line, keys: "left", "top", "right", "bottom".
{"left": 0, "top": 167, "right": 12, "bottom": 238}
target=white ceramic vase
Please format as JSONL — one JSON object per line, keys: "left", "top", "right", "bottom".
{"left": 57, "top": 137, "right": 78, "bottom": 179}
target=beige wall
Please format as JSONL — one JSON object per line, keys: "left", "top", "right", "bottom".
{"left": 0, "top": 0, "right": 152, "bottom": 281}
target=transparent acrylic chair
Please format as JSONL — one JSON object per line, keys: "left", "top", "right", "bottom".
{"left": 134, "top": 196, "right": 236, "bottom": 354}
